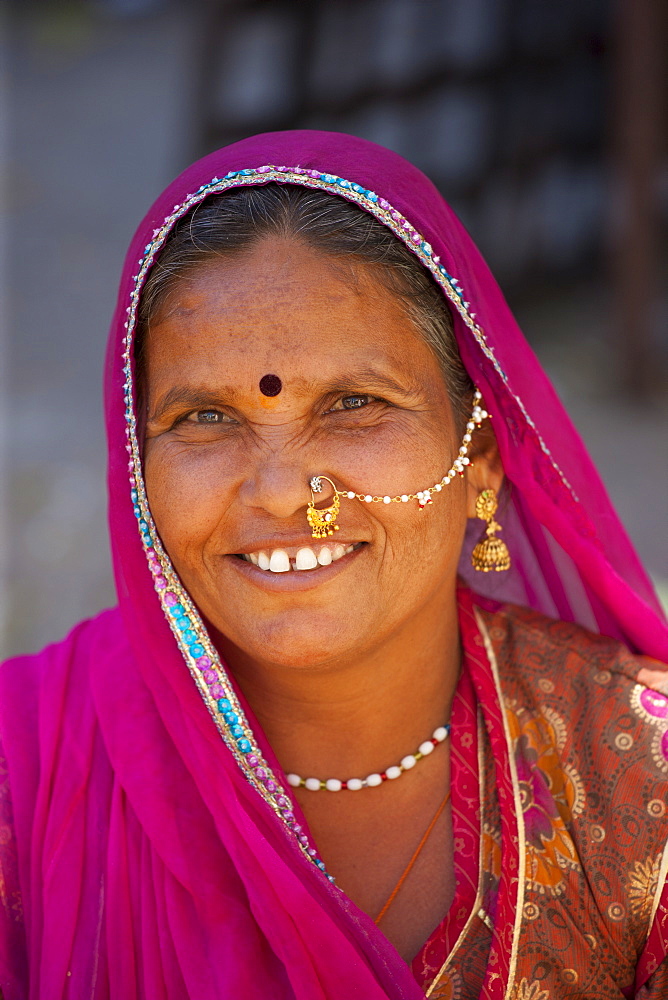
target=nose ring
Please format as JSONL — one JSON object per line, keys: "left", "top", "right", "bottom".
{"left": 307, "top": 477, "right": 341, "bottom": 538}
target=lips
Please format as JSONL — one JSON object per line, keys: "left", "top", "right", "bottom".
{"left": 236, "top": 541, "right": 363, "bottom": 573}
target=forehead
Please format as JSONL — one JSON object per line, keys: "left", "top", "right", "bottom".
{"left": 143, "top": 235, "right": 439, "bottom": 384}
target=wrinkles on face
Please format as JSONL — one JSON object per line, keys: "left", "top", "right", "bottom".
{"left": 141, "top": 235, "right": 483, "bottom": 671}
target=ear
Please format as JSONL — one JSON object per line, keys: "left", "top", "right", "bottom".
{"left": 464, "top": 419, "right": 505, "bottom": 518}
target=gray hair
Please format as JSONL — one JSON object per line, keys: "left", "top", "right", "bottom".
{"left": 137, "top": 184, "right": 474, "bottom": 424}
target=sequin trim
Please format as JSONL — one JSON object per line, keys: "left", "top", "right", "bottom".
{"left": 121, "top": 164, "right": 579, "bottom": 882}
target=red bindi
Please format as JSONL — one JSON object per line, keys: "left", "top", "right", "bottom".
{"left": 259, "top": 374, "right": 282, "bottom": 397}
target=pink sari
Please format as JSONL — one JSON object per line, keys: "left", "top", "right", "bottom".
{"left": 1, "top": 131, "right": 667, "bottom": 999}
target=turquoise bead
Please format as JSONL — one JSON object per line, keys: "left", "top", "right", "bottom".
{"left": 217, "top": 698, "right": 232, "bottom": 713}
{"left": 237, "top": 738, "right": 251, "bottom": 753}
{"left": 190, "top": 644, "right": 205, "bottom": 658}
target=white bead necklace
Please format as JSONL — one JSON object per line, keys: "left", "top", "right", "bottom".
{"left": 286, "top": 724, "right": 450, "bottom": 791}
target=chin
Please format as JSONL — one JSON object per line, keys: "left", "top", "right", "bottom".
{"left": 219, "top": 608, "right": 364, "bottom": 671}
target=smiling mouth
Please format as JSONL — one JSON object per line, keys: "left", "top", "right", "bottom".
{"left": 235, "top": 542, "right": 365, "bottom": 573}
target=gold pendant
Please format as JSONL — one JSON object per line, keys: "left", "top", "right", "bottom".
{"left": 471, "top": 488, "right": 511, "bottom": 572}
{"left": 307, "top": 477, "right": 341, "bottom": 539}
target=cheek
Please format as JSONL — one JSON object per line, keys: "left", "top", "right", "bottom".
{"left": 143, "top": 444, "right": 233, "bottom": 561}
{"left": 321, "top": 415, "right": 453, "bottom": 498}
{"left": 371, "top": 480, "right": 468, "bottom": 602}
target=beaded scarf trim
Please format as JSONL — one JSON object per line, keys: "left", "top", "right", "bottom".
{"left": 121, "top": 164, "right": 578, "bottom": 882}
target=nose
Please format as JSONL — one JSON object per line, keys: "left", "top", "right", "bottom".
{"left": 238, "top": 459, "right": 314, "bottom": 522}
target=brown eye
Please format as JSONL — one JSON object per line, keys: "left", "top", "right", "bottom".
{"left": 188, "top": 409, "right": 231, "bottom": 424}
{"left": 341, "top": 395, "right": 371, "bottom": 410}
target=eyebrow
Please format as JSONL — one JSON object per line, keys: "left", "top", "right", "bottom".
{"left": 149, "top": 386, "right": 238, "bottom": 422}
{"left": 305, "top": 367, "right": 424, "bottom": 400}
{"left": 149, "top": 367, "right": 423, "bottom": 422}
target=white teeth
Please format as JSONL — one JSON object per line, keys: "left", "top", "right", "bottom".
{"left": 295, "top": 547, "right": 318, "bottom": 570}
{"left": 245, "top": 543, "right": 360, "bottom": 571}
{"left": 269, "top": 549, "right": 291, "bottom": 573}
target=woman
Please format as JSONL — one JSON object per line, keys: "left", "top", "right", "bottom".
{"left": 1, "top": 130, "right": 667, "bottom": 999}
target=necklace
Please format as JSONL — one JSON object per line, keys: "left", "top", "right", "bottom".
{"left": 286, "top": 724, "right": 450, "bottom": 791}
{"left": 375, "top": 789, "right": 451, "bottom": 925}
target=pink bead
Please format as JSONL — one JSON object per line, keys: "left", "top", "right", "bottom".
{"left": 265, "top": 779, "right": 278, "bottom": 792}
{"left": 293, "top": 167, "right": 305, "bottom": 174}
{"left": 202, "top": 669, "right": 216, "bottom": 683}
{"left": 411, "top": 233, "right": 421, "bottom": 243}
{"left": 154, "top": 576, "right": 167, "bottom": 590}
{"left": 379, "top": 198, "right": 390, "bottom": 209}
{"left": 391, "top": 211, "right": 401, "bottom": 221}
{"left": 209, "top": 682, "right": 224, "bottom": 698}
{"left": 255, "top": 767, "right": 268, "bottom": 780}
{"left": 164, "top": 591, "right": 178, "bottom": 606}
{"left": 275, "top": 795, "right": 291, "bottom": 809}
{"left": 281, "top": 810, "right": 295, "bottom": 822}
{"left": 246, "top": 754, "right": 260, "bottom": 766}
{"left": 309, "top": 170, "right": 320, "bottom": 177}
{"left": 257, "top": 165, "right": 270, "bottom": 173}
{"left": 196, "top": 655, "right": 211, "bottom": 669}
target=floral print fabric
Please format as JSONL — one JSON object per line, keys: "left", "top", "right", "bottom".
{"left": 421, "top": 598, "right": 668, "bottom": 999}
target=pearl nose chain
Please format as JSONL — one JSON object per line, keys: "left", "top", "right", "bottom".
{"left": 307, "top": 389, "right": 488, "bottom": 538}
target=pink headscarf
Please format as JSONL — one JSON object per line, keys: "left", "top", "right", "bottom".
{"left": 2, "top": 131, "right": 666, "bottom": 999}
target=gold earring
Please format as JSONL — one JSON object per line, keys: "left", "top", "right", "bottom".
{"left": 307, "top": 477, "right": 342, "bottom": 539}
{"left": 471, "top": 488, "right": 511, "bottom": 572}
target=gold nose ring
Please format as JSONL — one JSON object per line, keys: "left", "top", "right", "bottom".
{"left": 307, "top": 477, "right": 342, "bottom": 538}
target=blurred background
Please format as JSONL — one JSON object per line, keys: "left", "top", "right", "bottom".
{"left": 2, "top": 0, "right": 667, "bottom": 657}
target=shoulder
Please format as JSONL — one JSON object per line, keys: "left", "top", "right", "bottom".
{"left": 1, "top": 607, "right": 123, "bottom": 683}
{"left": 479, "top": 601, "right": 668, "bottom": 781}
{"left": 0, "top": 606, "right": 124, "bottom": 757}
{"left": 478, "top": 601, "right": 667, "bottom": 718}
{"left": 478, "top": 602, "right": 668, "bottom": 972}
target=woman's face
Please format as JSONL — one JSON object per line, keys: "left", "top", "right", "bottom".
{"left": 143, "top": 235, "right": 492, "bottom": 669}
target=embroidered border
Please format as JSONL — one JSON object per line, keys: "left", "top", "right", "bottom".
{"left": 426, "top": 709, "right": 488, "bottom": 997}
{"left": 475, "top": 609, "right": 526, "bottom": 1000}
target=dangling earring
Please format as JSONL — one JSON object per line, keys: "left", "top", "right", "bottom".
{"left": 471, "top": 488, "right": 511, "bottom": 572}
{"left": 307, "top": 477, "right": 342, "bottom": 539}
